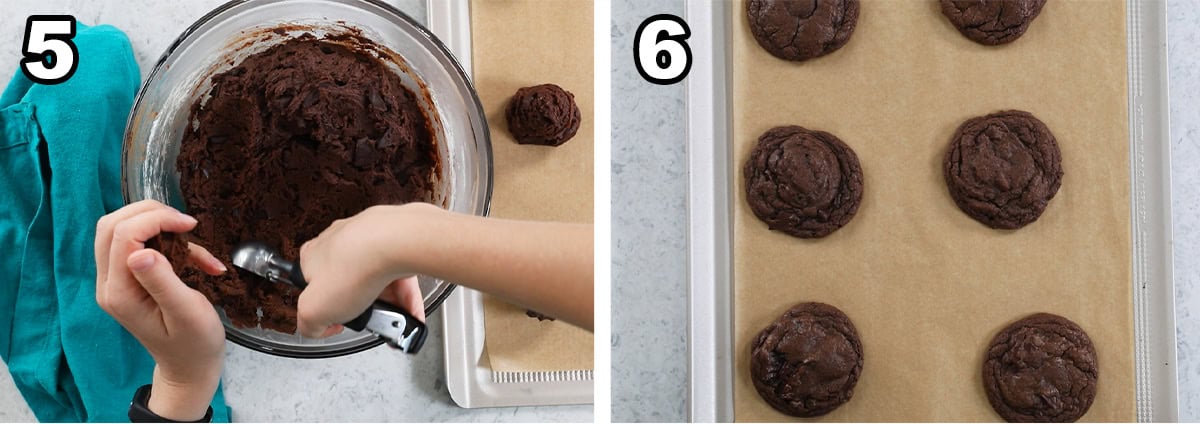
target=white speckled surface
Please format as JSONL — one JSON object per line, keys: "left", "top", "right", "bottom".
{"left": 610, "top": 0, "right": 1200, "bottom": 421}
{"left": 611, "top": 0, "right": 687, "bottom": 422}
{"left": 1168, "top": 0, "right": 1200, "bottom": 421}
{"left": 0, "top": 1, "right": 590, "bottom": 421}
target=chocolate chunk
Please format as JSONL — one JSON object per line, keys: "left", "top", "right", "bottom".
{"left": 302, "top": 89, "right": 320, "bottom": 108}
{"left": 743, "top": 125, "right": 863, "bottom": 238}
{"left": 353, "top": 137, "right": 377, "bottom": 168}
{"left": 983, "top": 313, "right": 1097, "bottom": 422}
{"left": 367, "top": 87, "right": 387, "bottom": 112}
{"left": 746, "top": 0, "right": 859, "bottom": 62}
{"left": 505, "top": 84, "right": 582, "bottom": 147}
{"left": 751, "top": 302, "right": 863, "bottom": 417}
{"left": 940, "top": 0, "right": 1047, "bottom": 45}
{"left": 176, "top": 35, "right": 437, "bottom": 333}
{"left": 943, "top": 110, "right": 1062, "bottom": 230}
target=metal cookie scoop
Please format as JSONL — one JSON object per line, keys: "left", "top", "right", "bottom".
{"left": 230, "top": 241, "right": 427, "bottom": 354}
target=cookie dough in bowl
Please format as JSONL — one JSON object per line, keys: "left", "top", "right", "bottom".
{"left": 122, "top": 0, "right": 491, "bottom": 358}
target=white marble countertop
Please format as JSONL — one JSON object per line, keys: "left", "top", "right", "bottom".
{"left": 611, "top": 0, "right": 688, "bottom": 422}
{"left": 1167, "top": 0, "right": 1200, "bottom": 420}
{"left": 611, "top": 0, "right": 1200, "bottom": 421}
{"left": 0, "top": 0, "right": 591, "bottom": 421}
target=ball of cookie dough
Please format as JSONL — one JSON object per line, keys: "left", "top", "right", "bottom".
{"left": 746, "top": 0, "right": 859, "bottom": 62}
{"left": 505, "top": 84, "right": 582, "bottom": 146}
{"left": 744, "top": 125, "right": 863, "bottom": 239}
{"left": 751, "top": 302, "right": 863, "bottom": 417}
{"left": 943, "top": 110, "right": 1062, "bottom": 230}
{"left": 940, "top": 0, "right": 1047, "bottom": 45}
{"left": 144, "top": 232, "right": 192, "bottom": 275}
{"left": 983, "top": 313, "right": 1097, "bottom": 422}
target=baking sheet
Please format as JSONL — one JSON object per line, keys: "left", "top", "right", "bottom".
{"left": 728, "top": 0, "right": 1132, "bottom": 421}
{"left": 470, "top": 0, "right": 595, "bottom": 372}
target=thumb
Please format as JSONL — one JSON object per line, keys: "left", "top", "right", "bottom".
{"left": 296, "top": 290, "right": 334, "bottom": 339}
{"left": 127, "top": 249, "right": 197, "bottom": 313}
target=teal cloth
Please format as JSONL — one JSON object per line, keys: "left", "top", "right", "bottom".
{"left": 0, "top": 23, "right": 231, "bottom": 422}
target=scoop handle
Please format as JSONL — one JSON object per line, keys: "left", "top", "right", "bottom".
{"left": 286, "top": 261, "right": 425, "bottom": 354}
{"left": 344, "top": 302, "right": 427, "bottom": 354}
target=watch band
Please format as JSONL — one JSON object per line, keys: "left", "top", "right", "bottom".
{"left": 128, "top": 384, "right": 213, "bottom": 423}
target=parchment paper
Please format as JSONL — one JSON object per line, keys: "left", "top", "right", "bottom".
{"left": 471, "top": 0, "right": 595, "bottom": 372}
{"left": 731, "top": 1, "right": 1132, "bottom": 421}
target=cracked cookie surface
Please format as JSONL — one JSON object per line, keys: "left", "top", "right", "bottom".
{"left": 940, "top": 0, "right": 1047, "bottom": 45}
{"left": 746, "top": 0, "right": 859, "bottom": 61}
{"left": 943, "top": 110, "right": 1061, "bottom": 230}
{"left": 744, "top": 125, "right": 862, "bottom": 239}
{"left": 983, "top": 313, "right": 1097, "bottom": 422}
{"left": 751, "top": 302, "right": 863, "bottom": 417}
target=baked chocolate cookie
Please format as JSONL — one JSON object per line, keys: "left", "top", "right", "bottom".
{"left": 744, "top": 126, "right": 863, "bottom": 238}
{"left": 751, "top": 302, "right": 863, "bottom": 417}
{"left": 943, "top": 110, "right": 1062, "bottom": 230}
{"left": 144, "top": 232, "right": 191, "bottom": 275}
{"left": 940, "top": 0, "right": 1047, "bottom": 45}
{"left": 505, "top": 84, "right": 581, "bottom": 146}
{"left": 746, "top": 0, "right": 859, "bottom": 61}
{"left": 983, "top": 313, "right": 1097, "bottom": 422}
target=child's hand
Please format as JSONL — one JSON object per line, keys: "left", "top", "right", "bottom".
{"left": 296, "top": 204, "right": 429, "bottom": 338}
{"left": 94, "top": 200, "right": 226, "bottom": 421}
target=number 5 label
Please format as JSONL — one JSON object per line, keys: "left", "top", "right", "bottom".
{"left": 21, "top": 16, "right": 79, "bottom": 85}
{"left": 634, "top": 14, "right": 692, "bottom": 85}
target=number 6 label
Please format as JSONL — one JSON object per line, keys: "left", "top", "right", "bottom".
{"left": 20, "top": 16, "right": 79, "bottom": 85}
{"left": 634, "top": 14, "right": 692, "bottom": 85}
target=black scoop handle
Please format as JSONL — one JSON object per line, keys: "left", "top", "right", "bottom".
{"left": 284, "top": 260, "right": 426, "bottom": 354}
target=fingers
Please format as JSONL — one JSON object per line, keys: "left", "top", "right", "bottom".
{"left": 296, "top": 290, "right": 333, "bottom": 339}
{"left": 380, "top": 277, "right": 425, "bottom": 322}
{"left": 299, "top": 240, "right": 313, "bottom": 270}
{"left": 96, "top": 200, "right": 171, "bottom": 297}
{"left": 298, "top": 323, "right": 330, "bottom": 339}
{"left": 107, "top": 208, "right": 198, "bottom": 284}
{"left": 126, "top": 249, "right": 199, "bottom": 316}
{"left": 105, "top": 208, "right": 198, "bottom": 312}
{"left": 321, "top": 324, "right": 344, "bottom": 338}
{"left": 187, "top": 243, "right": 227, "bottom": 276}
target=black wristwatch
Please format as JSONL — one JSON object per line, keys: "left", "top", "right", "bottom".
{"left": 128, "top": 384, "right": 213, "bottom": 423}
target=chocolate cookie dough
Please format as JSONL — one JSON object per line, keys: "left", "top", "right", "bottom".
{"left": 505, "top": 84, "right": 581, "bottom": 146}
{"left": 145, "top": 232, "right": 191, "bottom": 275}
{"left": 940, "top": 0, "right": 1047, "bottom": 45}
{"left": 744, "top": 125, "right": 863, "bottom": 238}
{"left": 943, "top": 110, "right": 1062, "bottom": 230}
{"left": 176, "top": 34, "right": 437, "bottom": 333}
{"left": 983, "top": 313, "right": 1097, "bottom": 422}
{"left": 751, "top": 302, "right": 863, "bottom": 417}
{"left": 525, "top": 310, "right": 556, "bottom": 321}
{"left": 746, "top": 0, "right": 859, "bottom": 62}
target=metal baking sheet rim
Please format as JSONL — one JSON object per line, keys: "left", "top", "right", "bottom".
{"left": 431, "top": 0, "right": 595, "bottom": 409}
{"left": 683, "top": 0, "right": 1178, "bottom": 422}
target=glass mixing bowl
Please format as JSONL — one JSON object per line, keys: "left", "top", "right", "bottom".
{"left": 122, "top": 0, "right": 491, "bottom": 358}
